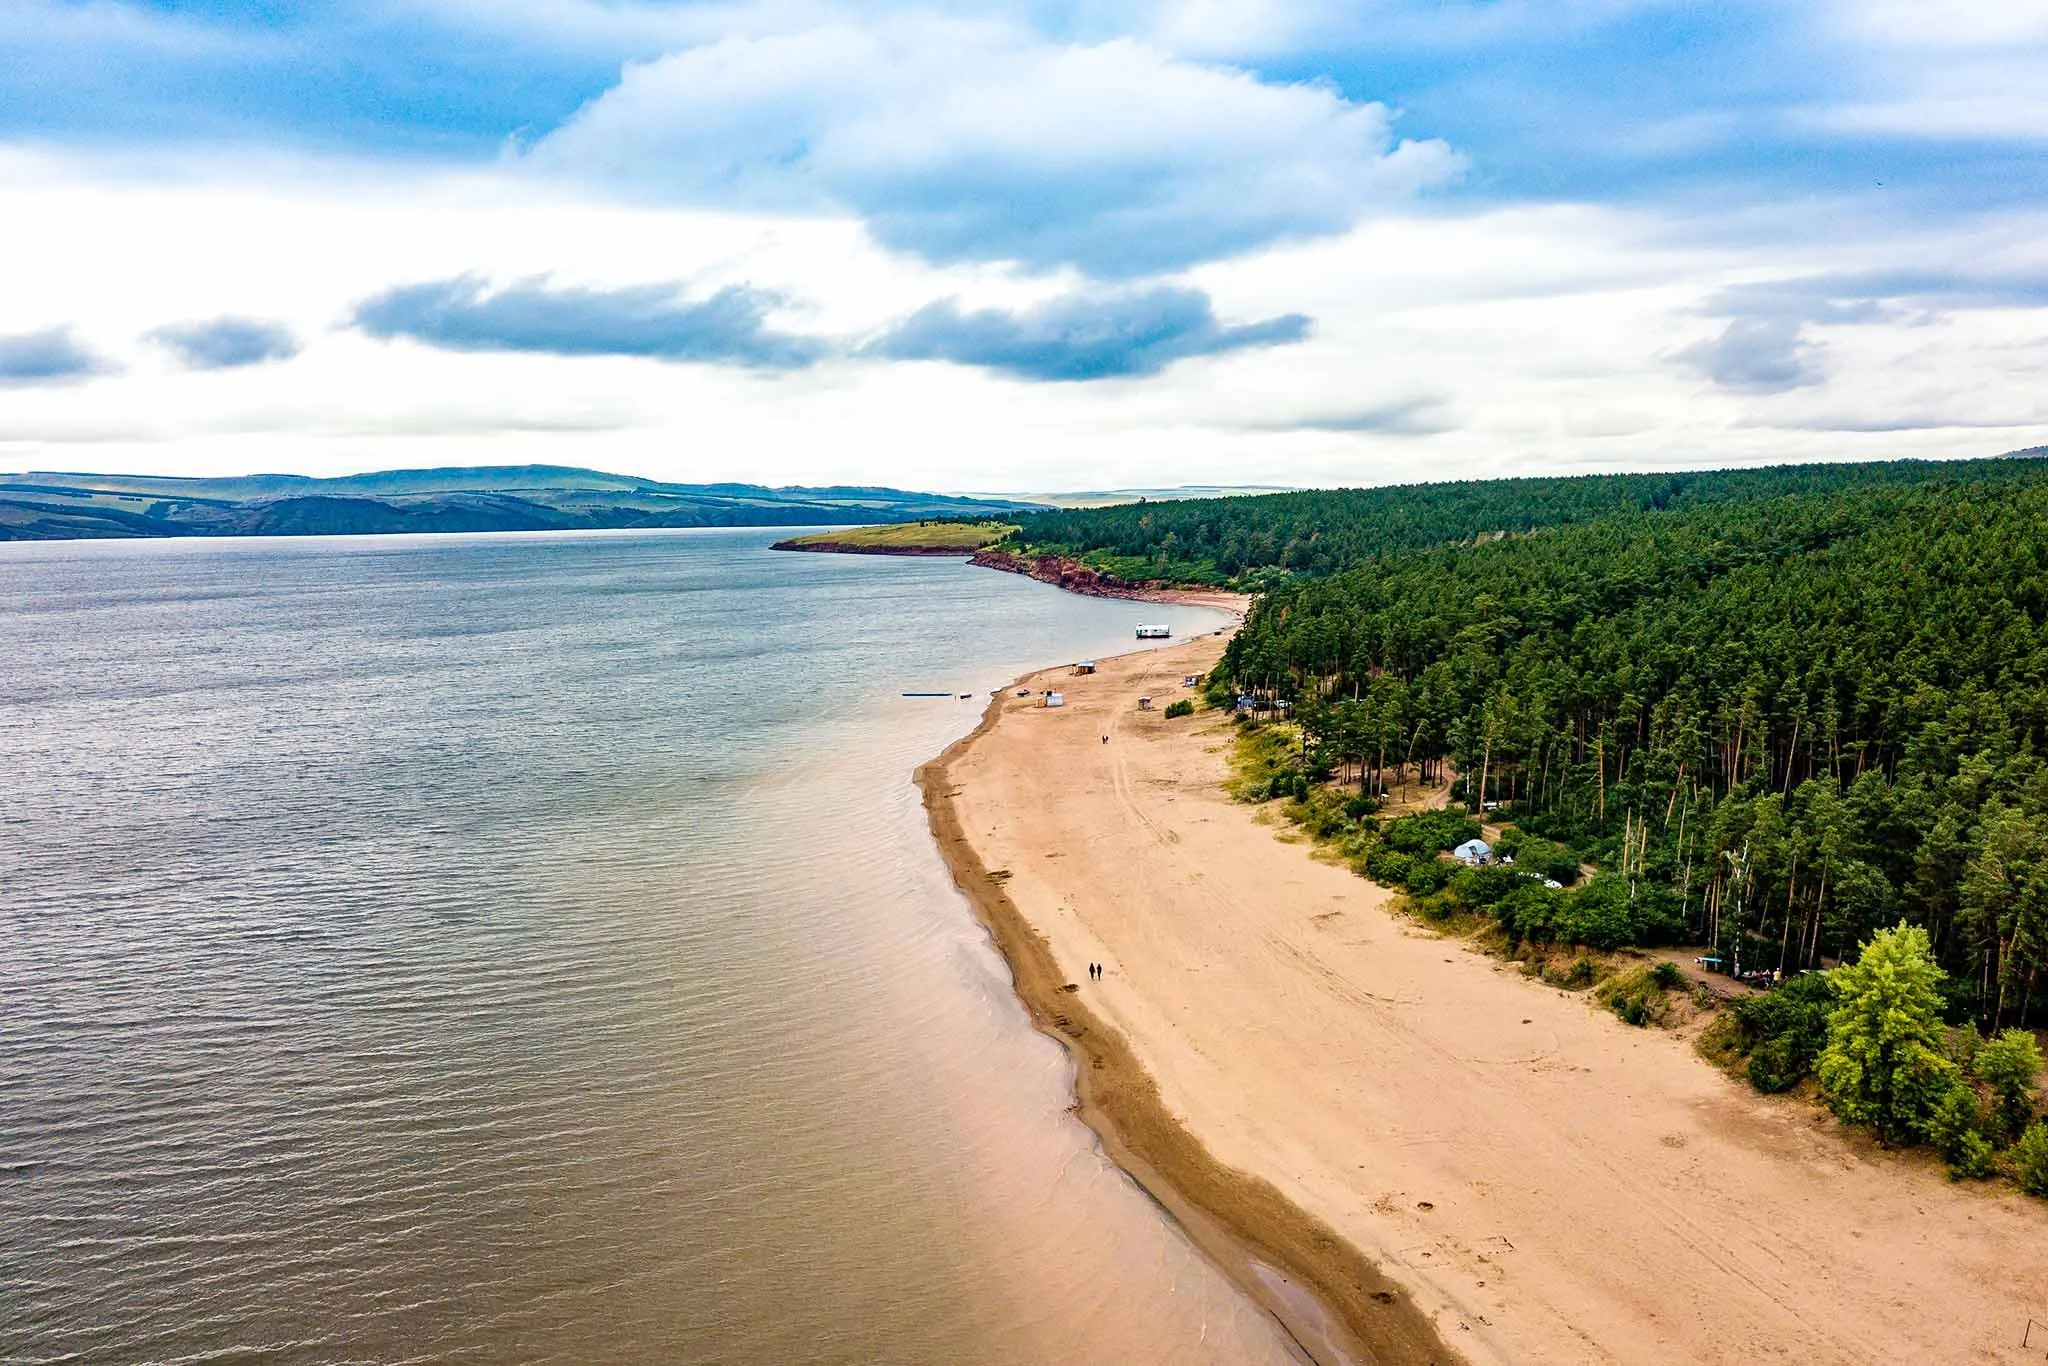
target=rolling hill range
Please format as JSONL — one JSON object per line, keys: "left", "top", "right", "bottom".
{"left": 0, "top": 466, "right": 1043, "bottom": 541}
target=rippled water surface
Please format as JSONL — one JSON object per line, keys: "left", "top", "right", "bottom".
{"left": 0, "top": 530, "right": 1297, "bottom": 1366}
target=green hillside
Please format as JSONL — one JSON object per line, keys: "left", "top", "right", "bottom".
{"left": 0, "top": 466, "right": 1042, "bottom": 541}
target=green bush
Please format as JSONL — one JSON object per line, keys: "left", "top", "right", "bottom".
{"left": 1364, "top": 848, "right": 1414, "bottom": 884}
{"left": 1495, "top": 831, "right": 1583, "bottom": 885}
{"left": 1596, "top": 964, "right": 1677, "bottom": 1027}
{"left": 1730, "top": 972, "right": 1835, "bottom": 1093}
{"left": 1384, "top": 809, "right": 1483, "bottom": 856}
{"left": 2015, "top": 1122, "right": 2048, "bottom": 1197}
{"left": 1652, "top": 960, "right": 1685, "bottom": 989}
{"left": 1542, "top": 875, "right": 1684, "bottom": 951}
{"left": 1405, "top": 859, "right": 1454, "bottom": 896}
{"left": 1493, "top": 882, "right": 1564, "bottom": 944}
{"left": 1926, "top": 1085, "right": 1997, "bottom": 1179}
{"left": 1549, "top": 955, "right": 1602, "bottom": 990}
{"left": 1747, "top": 1036, "right": 1809, "bottom": 1094}
{"left": 1164, "top": 698, "right": 1195, "bottom": 718}
{"left": 1449, "top": 863, "right": 1521, "bottom": 907}
{"left": 1411, "top": 889, "right": 1462, "bottom": 922}
{"left": 1973, "top": 1029, "right": 2042, "bottom": 1143}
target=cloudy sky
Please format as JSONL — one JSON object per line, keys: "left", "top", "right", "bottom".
{"left": 3, "top": 0, "right": 2046, "bottom": 492}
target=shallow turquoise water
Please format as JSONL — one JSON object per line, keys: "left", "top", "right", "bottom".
{"left": 0, "top": 529, "right": 1296, "bottom": 1365}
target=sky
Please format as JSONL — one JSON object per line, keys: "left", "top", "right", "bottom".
{"left": 2, "top": 0, "right": 2046, "bottom": 493}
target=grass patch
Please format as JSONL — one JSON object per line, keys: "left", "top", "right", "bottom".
{"left": 781, "top": 520, "right": 1015, "bottom": 549}
{"left": 1595, "top": 962, "right": 1685, "bottom": 1026}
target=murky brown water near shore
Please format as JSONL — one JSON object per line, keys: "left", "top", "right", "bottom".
{"left": 0, "top": 529, "right": 1295, "bottom": 1366}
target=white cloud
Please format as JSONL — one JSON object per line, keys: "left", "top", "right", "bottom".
{"left": 1825, "top": 0, "right": 2048, "bottom": 49}
{"left": 527, "top": 16, "right": 1461, "bottom": 274}
{"left": 1803, "top": 0, "right": 2048, "bottom": 141}
{"left": 1, "top": 149, "right": 2045, "bottom": 491}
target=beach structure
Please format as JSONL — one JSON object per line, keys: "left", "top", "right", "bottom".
{"left": 1135, "top": 624, "right": 1171, "bottom": 639}
{"left": 1044, "top": 691, "right": 1065, "bottom": 708}
{"left": 1452, "top": 837, "right": 1492, "bottom": 865}
{"left": 1138, "top": 696, "right": 1153, "bottom": 710}
{"left": 1075, "top": 660, "right": 1096, "bottom": 674}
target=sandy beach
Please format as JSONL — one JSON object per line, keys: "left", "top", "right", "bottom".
{"left": 920, "top": 631, "right": 2048, "bottom": 1366}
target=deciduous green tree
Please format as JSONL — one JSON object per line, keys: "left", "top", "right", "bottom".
{"left": 1817, "top": 923, "right": 1960, "bottom": 1145}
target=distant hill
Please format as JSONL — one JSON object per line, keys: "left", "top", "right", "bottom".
{"left": 0, "top": 466, "right": 1045, "bottom": 541}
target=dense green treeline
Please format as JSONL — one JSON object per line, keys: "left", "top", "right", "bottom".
{"left": 1218, "top": 474, "right": 2048, "bottom": 1030}
{"left": 1011, "top": 452, "right": 2048, "bottom": 585}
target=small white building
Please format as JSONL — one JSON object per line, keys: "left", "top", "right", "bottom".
{"left": 1044, "top": 691, "right": 1065, "bottom": 708}
{"left": 1452, "top": 838, "right": 1492, "bottom": 866}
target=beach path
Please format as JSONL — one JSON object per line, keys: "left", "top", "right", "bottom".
{"left": 935, "top": 633, "right": 2048, "bottom": 1365}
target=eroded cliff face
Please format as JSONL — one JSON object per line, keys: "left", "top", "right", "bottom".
{"left": 966, "top": 548, "right": 1158, "bottom": 599}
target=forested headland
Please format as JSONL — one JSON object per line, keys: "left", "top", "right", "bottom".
{"left": 1007, "top": 452, "right": 2048, "bottom": 587}
{"left": 1024, "top": 450, "right": 2048, "bottom": 1182}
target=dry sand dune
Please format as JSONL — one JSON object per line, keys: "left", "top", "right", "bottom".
{"left": 924, "top": 633, "right": 2048, "bottom": 1366}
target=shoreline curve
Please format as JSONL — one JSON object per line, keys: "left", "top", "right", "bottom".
{"left": 915, "top": 640, "right": 1458, "bottom": 1366}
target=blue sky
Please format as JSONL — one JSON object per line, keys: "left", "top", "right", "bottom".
{"left": 1, "top": 0, "right": 2044, "bottom": 488}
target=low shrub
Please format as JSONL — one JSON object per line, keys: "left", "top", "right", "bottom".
{"left": 1410, "top": 889, "right": 1462, "bottom": 922}
{"left": 1542, "top": 954, "right": 1604, "bottom": 990}
{"left": 1973, "top": 1028, "right": 2043, "bottom": 1144}
{"left": 1164, "top": 698, "right": 1195, "bottom": 718}
{"left": 1494, "top": 831, "right": 1583, "bottom": 885}
{"left": 1384, "top": 809, "right": 1483, "bottom": 856}
{"left": 1405, "top": 859, "right": 1454, "bottom": 897}
{"left": 1364, "top": 848, "right": 1415, "bottom": 884}
{"left": 1926, "top": 1085, "right": 1997, "bottom": 1180}
{"left": 1729, "top": 972, "right": 1834, "bottom": 1094}
{"left": 1557, "top": 875, "right": 1685, "bottom": 950}
{"left": 1596, "top": 963, "right": 1681, "bottom": 1027}
{"left": 1492, "top": 882, "right": 1562, "bottom": 944}
{"left": 2015, "top": 1123, "right": 2048, "bottom": 1197}
{"left": 1449, "top": 863, "right": 1521, "bottom": 907}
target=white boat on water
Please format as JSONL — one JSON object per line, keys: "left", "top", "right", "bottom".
{"left": 1135, "top": 624, "right": 1171, "bottom": 639}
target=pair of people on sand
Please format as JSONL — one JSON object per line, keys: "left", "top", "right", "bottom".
{"left": 1086, "top": 961, "right": 1103, "bottom": 980}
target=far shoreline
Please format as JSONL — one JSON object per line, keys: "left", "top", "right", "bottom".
{"left": 772, "top": 535, "right": 1250, "bottom": 617}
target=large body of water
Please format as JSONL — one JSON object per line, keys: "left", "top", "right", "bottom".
{"left": 0, "top": 530, "right": 1299, "bottom": 1366}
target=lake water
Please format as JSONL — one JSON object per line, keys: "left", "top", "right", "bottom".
{"left": 0, "top": 529, "right": 1301, "bottom": 1366}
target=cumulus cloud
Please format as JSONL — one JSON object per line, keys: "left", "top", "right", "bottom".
{"left": 0, "top": 328, "right": 112, "bottom": 386}
{"left": 1678, "top": 268, "right": 2048, "bottom": 394}
{"left": 1676, "top": 316, "right": 1824, "bottom": 394}
{"left": 527, "top": 20, "right": 1461, "bottom": 275}
{"left": 868, "top": 285, "right": 1308, "bottom": 380}
{"left": 353, "top": 275, "right": 827, "bottom": 368}
{"left": 149, "top": 316, "right": 301, "bottom": 369}
{"left": 1237, "top": 396, "right": 1455, "bottom": 435}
